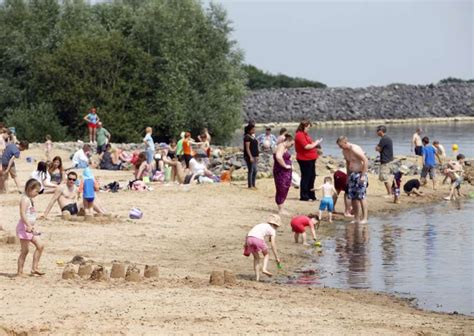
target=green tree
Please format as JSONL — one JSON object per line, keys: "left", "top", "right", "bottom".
{"left": 5, "top": 103, "right": 67, "bottom": 142}
{"left": 0, "top": 0, "right": 247, "bottom": 144}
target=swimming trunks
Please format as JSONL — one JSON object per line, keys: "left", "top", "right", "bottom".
{"left": 347, "top": 172, "right": 368, "bottom": 200}
{"left": 61, "top": 203, "right": 79, "bottom": 215}
{"left": 415, "top": 146, "right": 423, "bottom": 156}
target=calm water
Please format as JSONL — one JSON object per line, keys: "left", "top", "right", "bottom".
{"left": 284, "top": 200, "right": 474, "bottom": 315}
{"left": 232, "top": 122, "right": 474, "bottom": 157}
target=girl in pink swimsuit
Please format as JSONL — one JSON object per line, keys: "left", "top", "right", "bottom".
{"left": 16, "top": 179, "right": 45, "bottom": 276}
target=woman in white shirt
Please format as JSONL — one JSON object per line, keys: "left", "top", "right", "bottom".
{"left": 243, "top": 214, "right": 282, "bottom": 281}
{"left": 31, "top": 161, "right": 58, "bottom": 194}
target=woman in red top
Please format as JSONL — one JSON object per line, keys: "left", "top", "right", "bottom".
{"left": 294, "top": 120, "right": 322, "bottom": 201}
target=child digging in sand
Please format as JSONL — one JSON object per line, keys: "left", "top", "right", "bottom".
{"left": 392, "top": 165, "right": 409, "bottom": 204}
{"left": 290, "top": 214, "right": 319, "bottom": 245}
{"left": 312, "top": 177, "right": 337, "bottom": 223}
{"left": 243, "top": 214, "right": 281, "bottom": 281}
{"left": 17, "top": 179, "right": 45, "bottom": 276}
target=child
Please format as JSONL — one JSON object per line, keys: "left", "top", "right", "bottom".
{"left": 443, "top": 154, "right": 465, "bottom": 201}
{"left": 312, "top": 177, "right": 337, "bottom": 222}
{"left": 290, "top": 214, "right": 319, "bottom": 245}
{"left": 243, "top": 214, "right": 281, "bottom": 281}
{"left": 44, "top": 135, "right": 53, "bottom": 162}
{"left": 392, "top": 165, "right": 409, "bottom": 204}
{"left": 420, "top": 136, "right": 437, "bottom": 190}
{"left": 1, "top": 140, "right": 29, "bottom": 193}
{"left": 17, "top": 178, "right": 45, "bottom": 276}
{"left": 403, "top": 179, "right": 424, "bottom": 197}
{"left": 143, "top": 127, "right": 155, "bottom": 164}
{"left": 79, "top": 168, "right": 99, "bottom": 219}
{"left": 83, "top": 107, "right": 99, "bottom": 144}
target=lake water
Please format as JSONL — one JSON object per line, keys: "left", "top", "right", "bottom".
{"left": 232, "top": 122, "right": 474, "bottom": 158}
{"left": 283, "top": 200, "right": 474, "bottom": 315}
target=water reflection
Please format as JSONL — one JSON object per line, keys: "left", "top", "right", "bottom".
{"left": 290, "top": 200, "right": 474, "bottom": 315}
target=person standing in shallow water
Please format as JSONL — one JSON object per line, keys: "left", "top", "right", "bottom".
{"left": 294, "top": 120, "right": 322, "bottom": 201}
{"left": 337, "top": 136, "right": 369, "bottom": 224}
{"left": 273, "top": 134, "right": 294, "bottom": 215}
{"left": 243, "top": 124, "right": 259, "bottom": 190}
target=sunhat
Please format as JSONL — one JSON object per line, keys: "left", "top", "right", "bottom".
{"left": 399, "top": 165, "right": 409, "bottom": 175}
{"left": 267, "top": 214, "right": 281, "bottom": 227}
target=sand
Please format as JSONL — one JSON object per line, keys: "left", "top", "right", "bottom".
{"left": 0, "top": 146, "right": 473, "bottom": 335}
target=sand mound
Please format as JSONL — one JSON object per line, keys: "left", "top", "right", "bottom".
{"left": 110, "top": 262, "right": 126, "bottom": 279}
{"left": 144, "top": 265, "right": 159, "bottom": 278}
{"left": 125, "top": 265, "right": 141, "bottom": 282}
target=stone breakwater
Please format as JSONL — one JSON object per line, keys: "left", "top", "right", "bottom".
{"left": 243, "top": 83, "right": 474, "bottom": 123}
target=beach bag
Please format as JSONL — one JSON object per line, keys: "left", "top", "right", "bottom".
{"left": 129, "top": 208, "right": 143, "bottom": 219}
{"left": 105, "top": 181, "right": 120, "bottom": 193}
{"left": 164, "top": 166, "right": 172, "bottom": 182}
{"left": 152, "top": 170, "right": 164, "bottom": 182}
{"left": 291, "top": 172, "right": 301, "bottom": 188}
{"left": 131, "top": 180, "right": 147, "bottom": 191}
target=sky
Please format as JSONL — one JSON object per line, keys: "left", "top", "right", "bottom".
{"left": 209, "top": 0, "right": 473, "bottom": 87}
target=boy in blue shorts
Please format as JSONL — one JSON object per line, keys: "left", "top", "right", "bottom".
{"left": 312, "top": 176, "right": 337, "bottom": 223}
{"left": 420, "top": 137, "right": 437, "bottom": 190}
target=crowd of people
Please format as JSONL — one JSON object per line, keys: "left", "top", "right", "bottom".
{"left": 242, "top": 121, "right": 467, "bottom": 281}
{"left": 0, "top": 114, "right": 468, "bottom": 280}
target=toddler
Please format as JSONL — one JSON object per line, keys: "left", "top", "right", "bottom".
{"left": 313, "top": 177, "right": 337, "bottom": 222}
{"left": 392, "top": 165, "right": 409, "bottom": 204}
{"left": 290, "top": 214, "right": 319, "bottom": 245}
{"left": 17, "top": 179, "right": 45, "bottom": 276}
{"left": 79, "top": 167, "right": 99, "bottom": 218}
{"left": 243, "top": 214, "right": 281, "bottom": 281}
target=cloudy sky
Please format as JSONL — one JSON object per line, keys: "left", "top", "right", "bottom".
{"left": 211, "top": 0, "right": 473, "bottom": 87}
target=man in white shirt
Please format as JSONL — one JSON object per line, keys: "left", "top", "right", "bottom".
{"left": 72, "top": 144, "right": 91, "bottom": 169}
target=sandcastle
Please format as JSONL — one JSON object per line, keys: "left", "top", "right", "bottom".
{"left": 209, "top": 270, "right": 236, "bottom": 286}
{"left": 61, "top": 258, "right": 159, "bottom": 284}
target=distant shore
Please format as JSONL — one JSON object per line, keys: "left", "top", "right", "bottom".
{"left": 251, "top": 116, "right": 474, "bottom": 128}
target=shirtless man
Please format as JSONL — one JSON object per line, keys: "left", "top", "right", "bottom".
{"left": 41, "top": 171, "right": 105, "bottom": 218}
{"left": 411, "top": 128, "right": 423, "bottom": 166}
{"left": 337, "top": 136, "right": 369, "bottom": 224}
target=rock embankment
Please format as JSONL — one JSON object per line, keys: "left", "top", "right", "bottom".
{"left": 243, "top": 83, "right": 473, "bottom": 123}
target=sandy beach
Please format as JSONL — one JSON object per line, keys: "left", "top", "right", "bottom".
{"left": 1, "top": 146, "right": 473, "bottom": 335}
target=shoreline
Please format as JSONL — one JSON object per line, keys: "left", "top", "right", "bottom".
{"left": 250, "top": 116, "right": 474, "bottom": 128}
{"left": 276, "top": 195, "right": 474, "bottom": 317}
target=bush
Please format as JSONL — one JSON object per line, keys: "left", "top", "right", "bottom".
{"left": 5, "top": 103, "right": 67, "bottom": 142}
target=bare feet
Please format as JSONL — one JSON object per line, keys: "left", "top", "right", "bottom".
{"left": 358, "top": 220, "right": 368, "bottom": 224}
{"left": 279, "top": 209, "right": 290, "bottom": 216}
{"left": 16, "top": 273, "right": 28, "bottom": 278}
{"left": 31, "top": 270, "right": 45, "bottom": 276}
{"left": 262, "top": 270, "right": 273, "bottom": 277}
{"left": 344, "top": 213, "right": 354, "bottom": 218}
{"left": 303, "top": 242, "right": 310, "bottom": 246}
{"left": 350, "top": 220, "right": 359, "bottom": 224}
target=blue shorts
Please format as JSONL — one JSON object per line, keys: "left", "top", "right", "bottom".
{"left": 146, "top": 149, "right": 155, "bottom": 164}
{"left": 348, "top": 172, "right": 368, "bottom": 200}
{"left": 319, "top": 196, "right": 334, "bottom": 212}
{"left": 84, "top": 197, "right": 94, "bottom": 203}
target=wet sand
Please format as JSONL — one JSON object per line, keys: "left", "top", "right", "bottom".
{"left": 1, "top": 146, "right": 473, "bottom": 335}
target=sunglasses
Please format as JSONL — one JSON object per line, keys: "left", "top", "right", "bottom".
{"left": 68, "top": 177, "right": 77, "bottom": 181}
